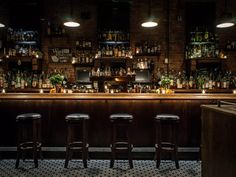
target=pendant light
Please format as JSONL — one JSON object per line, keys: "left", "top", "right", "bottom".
{"left": 64, "top": 0, "right": 80, "bottom": 27}
{"left": 141, "top": 0, "right": 158, "bottom": 28}
{"left": 216, "top": 0, "right": 235, "bottom": 28}
{"left": 0, "top": 23, "right": 5, "bottom": 28}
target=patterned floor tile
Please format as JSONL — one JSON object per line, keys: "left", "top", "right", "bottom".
{"left": 0, "top": 159, "right": 201, "bottom": 177}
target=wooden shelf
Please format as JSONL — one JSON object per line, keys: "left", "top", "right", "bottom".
{"left": 94, "top": 57, "right": 132, "bottom": 62}
{"left": 5, "top": 56, "right": 33, "bottom": 62}
{"left": 134, "top": 53, "right": 161, "bottom": 57}
{"left": 98, "top": 41, "right": 129, "bottom": 45}
{"left": 186, "top": 58, "right": 226, "bottom": 63}
{"left": 90, "top": 75, "right": 135, "bottom": 82}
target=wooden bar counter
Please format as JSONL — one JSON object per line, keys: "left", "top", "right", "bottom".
{"left": 201, "top": 104, "right": 236, "bottom": 177}
{"left": 0, "top": 93, "right": 236, "bottom": 155}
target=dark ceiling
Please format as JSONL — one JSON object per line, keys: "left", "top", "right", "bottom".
{"left": 7, "top": 0, "right": 41, "bottom": 29}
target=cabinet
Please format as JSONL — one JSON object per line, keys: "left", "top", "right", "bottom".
{"left": 72, "top": 40, "right": 94, "bottom": 66}
{"left": 185, "top": 28, "right": 226, "bottom": 75}
{"left": 4, "top": 28, "right": 42, "bottom": 71}
{"left": 91, "top": 30, "right": 134, "bottom": 92}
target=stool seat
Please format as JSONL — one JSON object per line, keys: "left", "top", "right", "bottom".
{"left": 155, "top": 114, "right": 180, "bottom": 120}
{"left": 65, "top": 113, "right": 90, "bottom": 121}
{"left": 64, "top": 113, "right": 89, "bottom": 168}
{"left": 110, "top": 113, "right": 133, "bottom": 120}
{"left": 16, "top": 113, "right": 41, "bottom": 121}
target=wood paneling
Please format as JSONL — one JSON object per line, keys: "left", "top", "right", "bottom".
{"left": 201, "top": 105, "right": 236, "bottom": 177}
{"left": 1, "top": 93, "right": 236, "bottom": 149}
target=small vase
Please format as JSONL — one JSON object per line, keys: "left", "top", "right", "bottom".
{"left": 55, "top": 84, "right": 62, "bottom": 93}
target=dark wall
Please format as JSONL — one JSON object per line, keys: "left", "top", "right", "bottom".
{"left": 1, "top": 0, "right": 236, "bottom": 80}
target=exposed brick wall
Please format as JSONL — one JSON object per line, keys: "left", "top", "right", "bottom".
{"left": 41, "top": 0, "right": 236, "bottom": 82}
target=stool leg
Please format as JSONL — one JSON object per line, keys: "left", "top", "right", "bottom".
{"left": 156, "top": 120, "right": 161, "bottom": 168}
{"left": 128, "top": 125, "right": 133, "bottom": 169}
{"left": 82, "top": 121, "right": 88, "bottom": 168}
{"left": 15, "top": 146, "right": 21, "bottom": 168}
{"left": 82, "top": 146, "right": 88, "bottom": 168}
{"left": 38, "top": 120, "right": 43, "bottom": 160}
{"left": 110, "top": 124, "right": 115, "bottom": 168}
{"left": 174, "top": 123, "right": 179, "bottom": 169}
{"left": 64, "top": 147, "right": 70, "bottom": 168}
{"left": 128, "top": 146, "right": 133, "bottom": 168}
{"left": 33, "top": 121, "right": 38, "bottom": 168}
{"left": 15, "top": 123, "right": 21, "bottom": 168}
{"left": 64, "top": 124, "right": 71, "bottom": 168}
{"left": 174, "top": 144, "right": 179, "bottom": 169}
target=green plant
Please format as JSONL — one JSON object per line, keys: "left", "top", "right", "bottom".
{"left": 161, "top": 76, "right": 171, "bottom": 89}
{"left": 196, "top": 75, "right": 205, "bottom": 89}
{"left": 49, "top": 74, "right": 64, "bottom": 86}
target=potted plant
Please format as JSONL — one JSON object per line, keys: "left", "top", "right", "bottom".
{"left": 49, "top": 73, "right": 64, "bottom": 93}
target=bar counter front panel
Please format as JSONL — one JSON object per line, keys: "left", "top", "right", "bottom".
{"left": 0, "top": 93, "right": 235, "bottom": 150}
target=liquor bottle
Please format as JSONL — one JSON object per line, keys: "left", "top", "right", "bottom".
{"left": 20, "top": 72, "right": 25, "bottom": 89}
{"left": 204, "top": 28, "right": 209, "bottom": 42}
{"left": 16, "top": 71, "right": 21, "bottom": 88}
{"left": 32, "top": 74, "right": 38, "bottom": 88}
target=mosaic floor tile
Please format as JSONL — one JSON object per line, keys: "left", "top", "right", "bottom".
{"left": 0, "top": 159, "right": 201, "bottom": 177}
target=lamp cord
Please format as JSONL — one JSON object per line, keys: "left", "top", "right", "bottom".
{"left": 70, "top": 0, "right": 73, "bottom": 17}
{"left": 224, "top": 0, "right": 227, "bottom": 13}
{"left": 148, "top": 0, "right": 151, "bottom": 17}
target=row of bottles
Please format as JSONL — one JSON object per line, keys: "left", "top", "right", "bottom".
{"left": 189, "top": 27, "right": 216, "bottom": 43}
{"left": 5, "top": 45, "right": 39, "bottom": 57}
{"left": 0, "top": 69, "right": 68, "bottom": 89}
{"left": 155, "top": 69, "right": 236, "bottom": 90}
{"left": 72, "top": 51, "right": 94, "bottom": 64}
{"left": 98, "top": 30, "right": 130, "bottom": 41}
{"left": 225, "top": 40, "right": 236, "bottom": 50}
{"left": 75, "top": 40, "right": 92, "bottom": 49}
{"left": 96, "top": 45, "right": 132, "bottom": 58}
{"left": 133, "top": 58, "right": 154, "bottom": 70}
{"left": 91, "top": 66, "right": 134, "bottom": 77}
{"left": 185, "top": 44, "right": 221, "bottom": 59}
{"left": 7, "top": 28, "right": 38, "bottom": 42}
{"left": 135, "top": 41, "right": 161, "bottom": 55}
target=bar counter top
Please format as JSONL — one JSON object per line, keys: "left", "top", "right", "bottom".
{"left": 1, "top": 92, "right": 236, "bottom": 152}
{"left": 0, "top": 93, "right": 236, "bottom": 100}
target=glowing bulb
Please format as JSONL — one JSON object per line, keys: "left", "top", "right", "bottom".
{"left": 216, "top": 22, "right": 235, "bottom": 28}
{"left": 64, "top": 21, "right": 80, "bottom": 27}
{"left": 0, "top": 23, "right": 5, "bottom": 28}
{"left": 141, "top": 21, "right": 158, "bottom": 28}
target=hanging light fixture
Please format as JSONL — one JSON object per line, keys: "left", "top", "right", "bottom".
{"left": 64, "top": 0, "right": 80, "bottom": 27}
{"left": 0, "top": 23, "right": 5, "bottom": 28}
{"left": 216, "top": 0, "right": 235, "bottom": 28}
{"left": 141, "top": 0, "right": 158, "bottom": 28}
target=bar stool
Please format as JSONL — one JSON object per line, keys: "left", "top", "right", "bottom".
{"left": 64, "top": 113, "right": 89, "bottom": 168}
{"left": 154, "top": 114, "right": 180, "bottom": 169}
{"left": 15, "top": 113, "right": 42, "bottom": 168}
{"left": 110, "top": 113, "right": 133, "bottom": 169}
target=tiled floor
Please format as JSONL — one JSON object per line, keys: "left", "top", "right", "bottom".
{"left": 0, "top": 159, "right": 201, "bottom": 177}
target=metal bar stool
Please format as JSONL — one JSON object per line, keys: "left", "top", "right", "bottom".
{"left": 64, "top": 113, "right": 89, "bottom": 168}
{"left": 15, "top": 113, "right": 42, "bottom": 168}
{"left": 110, "top": 113, "right": 133, "bottom": 169}
{"left": 154, "top": 114, "right": 180, "bottom": 169}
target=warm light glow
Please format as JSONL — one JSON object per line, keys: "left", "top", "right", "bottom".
{"left": 64, "top": 21, "right": 80, "bottom": 27}
{"left": 233, "top": 90, "right": 236, "bottom": 94}
{"left": 0, "top": 23, "right": 5, "bottom": 28}
{"left": 202, "top": 90, "right": 206, "bottom": 94}
{"left": 40, "top": 89, "right": 43, "bottom": 93}
{"left": 2, "top": 89, "right": 5, "bottom": 93}
{"left": 216, "top": 22, "right": 235, "bottom": 28}
{"left": 141, "top": 21, "right": 158, "bottom": 28}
